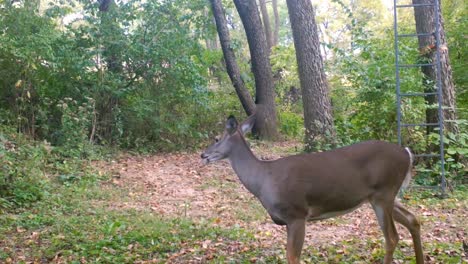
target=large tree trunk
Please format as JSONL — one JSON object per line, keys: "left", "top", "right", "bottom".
{"left": 413, "top": 0, "right": 458, "bottom": 134}
{"left": 209, "top": 0, "right": 255, "bottom": 116}
{"left": 98, "top": 0, "right": 121, "bottom": 142}
{"left": 259, "top": 0, "right": 273, "bottom": 51}
{"left": 233, "top": 0, "right": 278, "bottom": 140}
{"left": 285, "top": 0, "right": 336, "bottom": 151}
{"left": 272, "top": 0, "right": 279, "bottom": 46}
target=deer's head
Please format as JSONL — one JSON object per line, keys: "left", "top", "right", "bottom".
{"left": 201, "top": 115, "right": 255, "bottom": 164}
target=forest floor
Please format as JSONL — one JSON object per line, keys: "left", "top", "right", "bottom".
{"left": 95, "top": 141, "right": 467, "bottom": 263}
{"left": 1, "top": 141, "right": 467, "bottom": 263}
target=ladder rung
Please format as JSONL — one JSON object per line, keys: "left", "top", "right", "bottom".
{"left": 401, "top": 123, "right": 439, "bottom": 127}
{"left": 397, "top": 33, "right": 433, "bottom": 38}
{"left": 414, "top": 154, "right": 440, "bottom": 158}
{"left": 396, "top": 4, "right": 435, "bottom": 8}
{"left": 399, "top": 92, "right": 438, "bottom": 97}
{"left": 399, "top": 63, "right": 435, "bottom": 68}
{"left": 407, "top": 185, "right": 440, "bottom": 190}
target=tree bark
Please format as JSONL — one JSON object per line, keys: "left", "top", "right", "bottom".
{"left": 272, "top": 0, "right": 279, "bottom": 46}
{"left": 285, "top": 0, "right": 336, "bottom": 151}
{"left": 209, "top": 0, "right": 256, "bottom": 116}
{"left": 413, "top": 0, "right": 458, "bottom": 134}
{"left": 233, "top": 0, "right": 278, "bottom": 140}
{"left": 98, "top": 0, "right": 121, "bottom": 142}
{"left": 259, "top": 0, "right": 273, "bottom": 51}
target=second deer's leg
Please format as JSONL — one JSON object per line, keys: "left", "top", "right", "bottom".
{"left": 286, "top": 219, "right": 306, "bottom": 264}
{"left": 393, "top": 201, "right": 424, "bottom": 264}
{"left": 371, "top": 200, "right": 399, "bottom": 264}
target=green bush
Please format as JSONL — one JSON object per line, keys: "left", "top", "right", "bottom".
{"left": 54, "top": 97, "right": 95, "bottom": 158}
{"left": 0, "top": 126, "right": 49, "bottom": 209}
{"left": 279, "top": 110, "right": 304, "bottom": 139}
{"left": 0, "top": 0, "right": 222, "bottom": 153}
{"left": 415, "top": 124, "right": 468, "bottom": 185}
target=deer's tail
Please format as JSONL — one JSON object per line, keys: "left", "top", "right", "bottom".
{"left": 401, "top": 147, "right": 414, "bottom": 190}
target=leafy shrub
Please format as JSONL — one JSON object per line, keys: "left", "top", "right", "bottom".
{"left": 279, "top": 110, "right": 304, "bottom": 139}
{"left": 54, "top": 97, "right": 95, "bottom": 158}
{"left": 0, "top": 0, "right": 223, "bottom": 153}
{"left": 0, "top": 126, "right": 49, "bottom": 209}
{"left": 415, "top": 123, "right": 468, "bottom": 186}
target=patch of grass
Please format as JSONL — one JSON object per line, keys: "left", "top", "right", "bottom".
{"left": 1, "top": 182, "right": 466, "bottom": 263}
{"left": 199, "top": 174, "right": 238, "bottom": 190}
{"left": 407, "top": 185, "right": 468, "bottom": 203}
{"left": 299, "top": 237, "right": 464, "bottom": 263}
{"left": 0, "top": 180, "right": 260, "bottom": 263}
{"left": 233, "top": 198, "right": 268, "bottom": 222}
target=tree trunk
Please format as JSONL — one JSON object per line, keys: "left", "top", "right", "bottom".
{"left": 98, "top": 0, "right": 121, "bottom": 142}
{"left": 272, "top": 0, "right": 279, "bottom": 46}
{"left": 413, "top": 0, "right": 458, "bottom": 134}
{"left": 233, "top": 0, "right": 278, "bottom": 140}
{"left": 285, "top": 0, "right": 336, "bottom": 151}
{"left": 259, "top": 0, "right": 273, "bottom": 51}
{"left": 209, "top": 0, "right": 256, "bottom": 116}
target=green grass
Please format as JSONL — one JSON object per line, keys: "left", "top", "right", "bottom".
{"left": 2, "top": 178, "right": 465, "bottom": 263}
{"left": 0, "top": 180, "right": 260, "bottom": 263}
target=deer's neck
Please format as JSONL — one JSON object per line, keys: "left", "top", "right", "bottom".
{"left": 228, "top": 140, "right": 266, "bottom": 197}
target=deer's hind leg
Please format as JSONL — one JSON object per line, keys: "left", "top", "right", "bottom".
{"left": 393, "top": 200, "right": 424, "bottom": 264}
{"left": 370, "top": 199, "right": 399, "bottom": 264}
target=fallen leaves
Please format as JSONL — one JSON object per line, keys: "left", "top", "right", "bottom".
{"left": 89, "top": 143, "right": 468, "bottom": 263}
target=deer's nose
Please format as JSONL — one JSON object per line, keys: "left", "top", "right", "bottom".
{"left": 201, "top": 153, "right": 207, "bottom": 159}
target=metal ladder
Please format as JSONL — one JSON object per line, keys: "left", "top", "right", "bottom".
{"left": 393, "top": 0, "right": 446, "bottom": 195}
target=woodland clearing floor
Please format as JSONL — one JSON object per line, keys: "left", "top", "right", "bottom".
{"left": 95, "top": 141, "right": 467, "bottom": 263}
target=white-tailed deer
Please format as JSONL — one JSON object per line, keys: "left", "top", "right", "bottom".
{"left": 201, "top": 115, "right": 424, "bottom": 264}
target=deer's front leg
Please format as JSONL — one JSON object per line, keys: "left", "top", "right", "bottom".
{"left": 286, "top": 219, "right": 306, "bottom": 264}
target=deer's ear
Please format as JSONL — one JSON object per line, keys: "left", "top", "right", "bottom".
{"left": 240, "top": 114, "right": 256, "bottom": 135}
{"left": 226, "top": 115, "right": 238, "bottom": 134}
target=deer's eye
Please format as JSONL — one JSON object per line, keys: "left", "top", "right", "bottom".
{"left": 215, "top": 137, "right": 220, "bottom": 143}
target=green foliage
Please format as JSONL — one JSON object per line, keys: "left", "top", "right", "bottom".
{"left": 320, "top": 2, "right": 467, "bottom": 187}
{"left": 443, "top": 0, "right": 468, "bottom": 118}
{"left": 270, "top": 45, "right": 306, "bottom": 141}
{"left": 415, "top": 126, "right": 468, "bottom": 185}
{"left": 0, "top": 0, "right": 220, "bottom": 152}
{"left": 278, "top": 109, "right": 304, "bottom": 139}
{"left": 441, "top": 128, "right": 467, "bottom": 183}
{"left": 270, "top": 45, "right": 300, "bottom": 96}
{"left": 0, "top": 104, "right": 110, "bottom": 211}
{"left": 55, "top": 97, "right": 95, "bottom": 158}
{"left": 0, "top": 126, "right": 49, "bottom": 210}
{"left": 328, "top": 25, "right": 428, "bottom": 143}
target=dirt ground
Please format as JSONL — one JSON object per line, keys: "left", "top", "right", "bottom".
{"left": 98, "top": 142, "right": 467, "bottom": 262}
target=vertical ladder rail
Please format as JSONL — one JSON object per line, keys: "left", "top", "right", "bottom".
{"left": 433, "top": 0, "right": 446, "bottom": 196}
{"left": 393, "top": 0, "right": 402, "bottom": 146}
{"left": 393, "top": 0, "right": 446, "bottom": 195}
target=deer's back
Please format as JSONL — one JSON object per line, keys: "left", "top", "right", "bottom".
{"left": 260, "top": 140, "right": 409, "bottom": 223}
